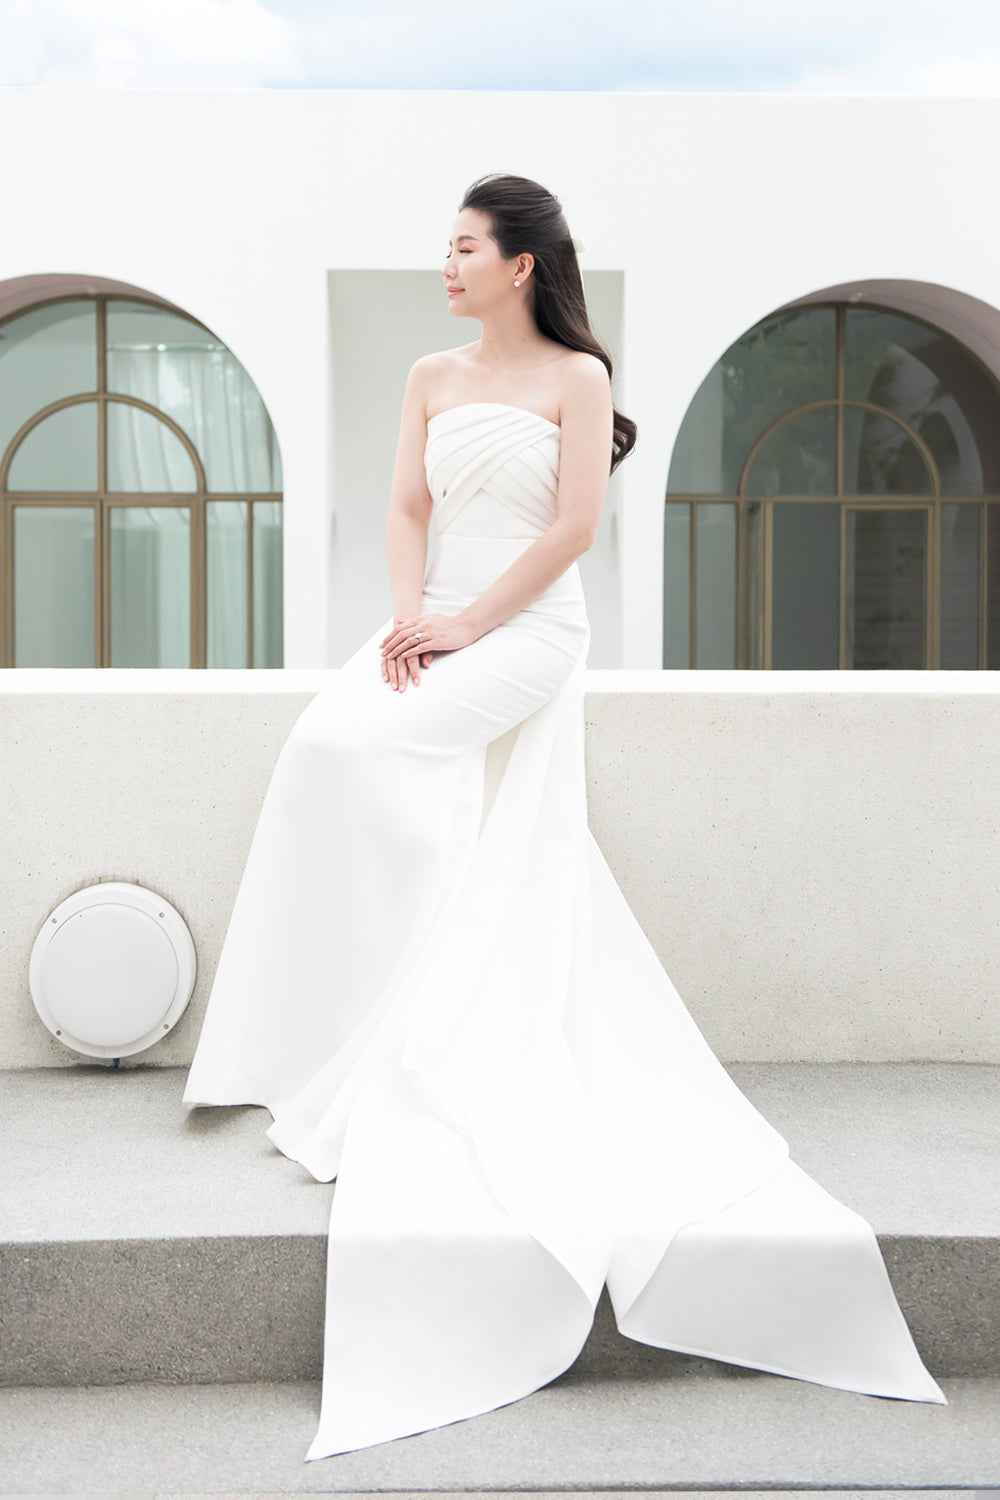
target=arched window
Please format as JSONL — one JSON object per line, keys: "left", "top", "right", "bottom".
{"left": 665, "top": 287, "right": 1000, "bottom": 669}
{"left": 0, "top": 278, "right": 283, "bottom": 667}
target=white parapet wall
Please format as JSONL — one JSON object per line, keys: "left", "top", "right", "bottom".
{"left": 1, "top": 668, "right": 998, "bottom": 1069}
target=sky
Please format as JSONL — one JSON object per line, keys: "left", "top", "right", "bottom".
{"left": 3, "top": 0, "right": 1000, "bottom": 93}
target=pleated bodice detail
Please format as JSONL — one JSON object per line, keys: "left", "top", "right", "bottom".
{"left": 421, "top": 403, "right": 587, "bottom": 638}
{"left": 425, "top": 403, "right": 561, "bottom": 539}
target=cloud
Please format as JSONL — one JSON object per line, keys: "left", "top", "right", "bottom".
{"left": 0, "top": 0, "right": 300, "bottom": 87}
{"left": 2, "top": 0, "right": 1000, "bottom": 93}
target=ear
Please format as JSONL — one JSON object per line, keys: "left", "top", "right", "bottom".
{"left": 516, "top": 252, "right": 535, "bottom": 281}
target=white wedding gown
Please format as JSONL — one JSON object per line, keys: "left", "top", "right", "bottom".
{"left": 182, "top": 402, "right": 946, "bottom": 1461}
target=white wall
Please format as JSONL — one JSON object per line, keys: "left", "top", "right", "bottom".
{"left": 3, "top": 89, "right": 1000, "bottom": 665}
{"left": 3, "top": 669, "right": 998, "bottom": 1070}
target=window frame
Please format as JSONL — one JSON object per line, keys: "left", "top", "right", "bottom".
{"left": 665, "top": 301, "right": 1000, "bottom": 670}
{"left": 0, "top": 292, "right": 283, "bottom": 668}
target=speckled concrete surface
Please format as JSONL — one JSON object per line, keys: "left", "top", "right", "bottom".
{"left": 2, "top": 1063, "right": 997, "bottom": 1387}
{"left": 2, "top": 1066, "right": 332, "bottom": 1243}
{"left": 0, "top": 1374, "right": 996, "bottom": 1492}
{"left": 147, "top": 1493, "right": 983, "bottom": 1500}
{"left": 5, "top": 677, "right": 1000, "bottom": 1069}
{"left": 0, "top": 1493, "right": 979, "bottom": 1499}
{"left": 146, "top": 1493, "right": 981, "bottom": 1500}
{"left": 5, "top": 1062, "right": 998, "bottom": 1243}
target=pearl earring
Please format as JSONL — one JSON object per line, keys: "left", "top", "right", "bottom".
{"left": 514, "top": 279, "right": 521, "bottom": 287}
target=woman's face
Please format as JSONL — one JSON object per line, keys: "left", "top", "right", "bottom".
{"left": 443, "top": 207, "right": 522, "bottom": 315}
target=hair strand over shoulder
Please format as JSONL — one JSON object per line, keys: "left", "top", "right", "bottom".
{"left": 459, "top": 171, "right": 637, "bottom": 474}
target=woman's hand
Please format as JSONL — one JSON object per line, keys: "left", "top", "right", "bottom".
{"left": 381, "top": 639, "right": 433, "bottom": 692}
{"left": 380, "top": 613, "right": 478, "bottom": 691}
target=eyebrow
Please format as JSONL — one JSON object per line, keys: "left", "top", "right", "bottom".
{"left": 448, "top": 235, "right": 478, "bottom": 245}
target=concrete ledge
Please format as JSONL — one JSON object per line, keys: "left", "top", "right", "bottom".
{"left": 0, "top": 1375, "right": 997, "bottom": 1491}
{"left": 2, "top": 668, "right": 1000, "bottom": 1068}
{"left": 2, "top": 1063, "right": 997, "bottom": 1388}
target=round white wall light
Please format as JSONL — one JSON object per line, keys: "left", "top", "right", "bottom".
{"left": 29, "top": 882, "right": 197, "bottom": 1059}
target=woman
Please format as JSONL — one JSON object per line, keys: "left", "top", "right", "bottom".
{"left": 183, "top": 173, "right": 946, "bottom": 1463}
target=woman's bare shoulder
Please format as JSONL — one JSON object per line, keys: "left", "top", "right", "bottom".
{"left": 410, "top": 345, "right": 479, "bottom": 381}
{"left": 554, "top": 347, "right": 609, "bottom": 382}
{"left": 552, "top": 350, "right": 611, "bottom": 419}
{"left": 406, "top": 346, "right": 483, "bottom": 421}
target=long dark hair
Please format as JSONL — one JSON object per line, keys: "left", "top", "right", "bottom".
{"left": 459, "top": 172, "right": 637, "bottom": 475}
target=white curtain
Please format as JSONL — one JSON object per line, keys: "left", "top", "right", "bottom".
{"left": 108, "top": 344, "right": 282, "bottom": 666}
{"left": 109, "top": 507, "right": 190, "bottom": 667}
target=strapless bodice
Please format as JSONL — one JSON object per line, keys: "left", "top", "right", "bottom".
{"left": 420, "top": 402, "right": 586, "bottom": 633}
{"left": 424, "top": 403, "right": 561, "bottom": 540}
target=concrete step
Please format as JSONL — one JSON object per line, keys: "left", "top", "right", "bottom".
{"left": 1, "top": 1063, "right": 998, "bottom": 1389}
{"left": 0, "top": 1374, "right": 998, "bottom": 1492}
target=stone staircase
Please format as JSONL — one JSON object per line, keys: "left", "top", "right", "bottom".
{"left": 1, "top": 1060, "right": 998, "bottom": 1494}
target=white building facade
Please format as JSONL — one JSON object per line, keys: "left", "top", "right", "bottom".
{"left": 2, "top": 87, "right": 999, "bottom": 672}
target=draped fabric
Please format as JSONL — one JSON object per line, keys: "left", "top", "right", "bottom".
{"left": 183, "top": 402, "right": 946, "bottom": 1462}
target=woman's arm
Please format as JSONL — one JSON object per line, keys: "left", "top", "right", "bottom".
{"left": 385, "top": 360, "right": 434, "bottom": 622}
{"left": 382, "top": 360, "right": 436, "bottom": 689}
{"left": 384, "top": 354, "right": 613, "bottom": 668}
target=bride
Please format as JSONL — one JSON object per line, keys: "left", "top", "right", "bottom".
{"left": 182, "top": 172, "right": 946, "bottom": 1462}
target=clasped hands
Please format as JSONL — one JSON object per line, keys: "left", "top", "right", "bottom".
{"left": 380, "top": 612, "right": 479, "bottom": 690}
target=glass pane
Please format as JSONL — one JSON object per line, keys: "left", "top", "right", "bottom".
{"left": 207, "top": 500, "right": 248, "bottom": 668}
{"left": 6, "top": 402, "right": 97, "bottom": 491}
{"left": 843, "top": 405, "right": 933, "bottom": 495}
{"left": 0, "top": 301, "right": 97, "bottom": 461}
{"left": 772, "top": 503, "right": 840, "bottom": 669}
{"left": 988, "top": 504, "right": 1000, "bottom": 669}
{"left": 668, "top": 307, "right": 836, "bottom": 494}
{"left": 663, "top": 503, "right": 690, "bottom": 667}
{"left": 744, "top": 406, "right": 836, "bottom": 496}
{"left": 106, "top": 299, "right": 282, "bottom": 492}
{"left": 941, "top": 503, "right": 981, "bottom": 669}
{"left": 107, "top": 402, "right": 198, "bottom": 492}
{"left": 745, "top": 501, "right": 765, "bottom": 669}
{"left": 253, "top": 500, "right": 284, "bottom": 668}
{"left": 695, "top": 503, "right": 736, "bottom": 668}
{"left": 846, "top": 508, "right": 927, "bottom": 669}
{"left": 846, "top": 307, "right": 998, "bottom": 494}
{"left": 110, "top": 507, "right": 190, "bottom": 667}
{"left": 13, "top": 505, "right": 95, "bottom": 667}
